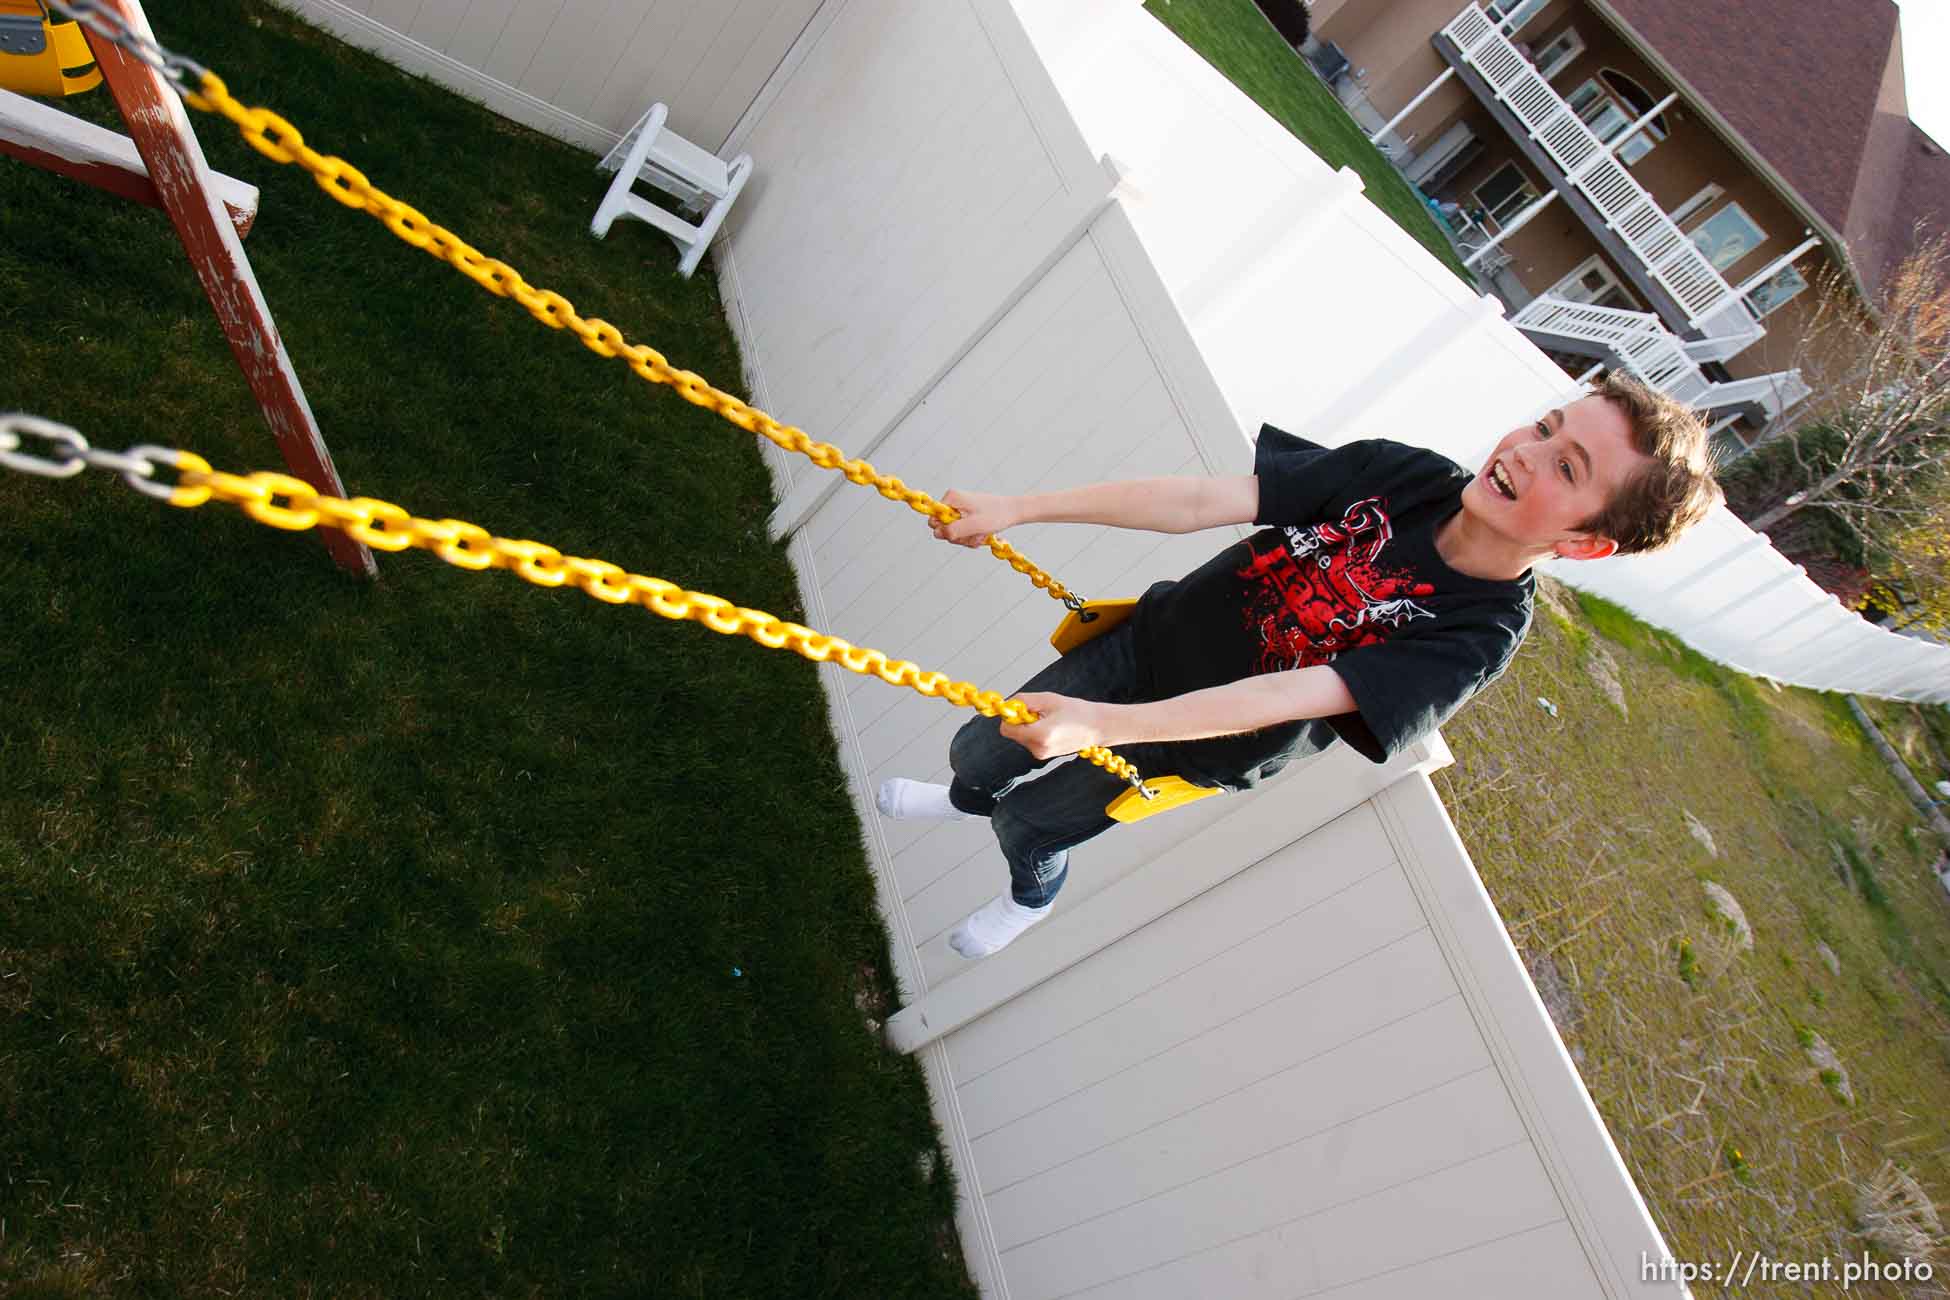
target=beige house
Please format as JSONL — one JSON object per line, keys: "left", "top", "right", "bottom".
{"left": 1304, "top": 0, "right": 1950, "bottom": 460}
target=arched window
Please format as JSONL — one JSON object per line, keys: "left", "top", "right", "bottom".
{"left": 1603, "top": 71, "right": 1670, "bottom": 133}
{"left": 1565, "top": 69, "right": 1669, "bottom": 164}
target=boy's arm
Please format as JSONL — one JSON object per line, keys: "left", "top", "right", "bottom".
{"left": 935, "top": 475, "right": 1259, "bottom": 545}
{"left": 1003, "top": 666, "right": 1356, "bottom": 759}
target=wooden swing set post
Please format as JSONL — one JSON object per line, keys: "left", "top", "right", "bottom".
{"left": 0, "top": 83, "right": 259, "bottom": 234}
{"left": 81, "top": 0, "right": 374, "bottom": 577}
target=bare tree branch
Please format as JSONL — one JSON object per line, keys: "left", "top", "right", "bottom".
{"left": 1734, "top": 226, "right": 1950, "bottom": 537}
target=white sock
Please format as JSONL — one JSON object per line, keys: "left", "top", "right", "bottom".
{"left": 950, "top": 892, "right": 1052, "bottom": 959}
{"left": 877, "top": 778, "right": 982, "bottom": 821}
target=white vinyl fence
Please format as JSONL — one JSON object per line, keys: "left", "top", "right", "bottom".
{"left": 271, "top": 0, "right": 823, "bottom": 154}
{"left": 714, "top": 0, "right": 1693, "bottom": 1295}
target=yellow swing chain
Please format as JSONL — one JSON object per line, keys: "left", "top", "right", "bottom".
{"left": 44, "top": 1, "right": 1084, "bottom": 612}
{"left": 0, "top": 415, "right": 1150, "bottom": 794}
{"left": 34, "top": 3, "right": 1150, "bottom": 794}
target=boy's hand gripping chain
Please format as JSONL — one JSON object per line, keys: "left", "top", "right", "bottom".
{"left": 0, "top": 414, "right": 1153, "bottom": 798}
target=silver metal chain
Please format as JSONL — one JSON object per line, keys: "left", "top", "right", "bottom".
{"left": 44, "top": 0, "right": 210, "bottom": 94}
{"left": 0, "top": 412, "right": 192, "bottom": 501}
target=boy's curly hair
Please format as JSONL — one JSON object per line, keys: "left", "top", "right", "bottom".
{"left": 1575, "top": 368, "right": 1724, "bottom": 555}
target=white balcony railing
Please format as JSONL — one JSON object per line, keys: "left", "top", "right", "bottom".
{"left": 1685, "top": 297, "right": 1768, "bottom": 362}
{"left": 1513, "top": 294, "right": 1808, "bottom": 420}
{"left": 1441, "top": 5, "right": 1756, "bottom": 340}
{"left": 1700, "top": 368, "right": 1813, "bottom": 421}
{"left": 1514, "top": 295, "right": 1710, "bottom": 398}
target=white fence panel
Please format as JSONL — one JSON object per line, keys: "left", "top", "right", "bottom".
{"left": 1540, "top": 508, "right": 1950, "bottom": 701}
{"left": 940, "top": 790, "right": 1637, "bottom": 1299}
{"left": 1024, "top": 2, "right": 1572, "bottom": 453}
{"left": 273, "top": 0, "right": 824, "bottom": 154}
{"left": 715, "top": 1, "right": 1699, "bottom": 1294}
{"left": 713, "top": 0, "right": 1117, "bottom": 510}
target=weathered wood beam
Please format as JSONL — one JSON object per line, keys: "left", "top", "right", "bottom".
{"left": 0, "top": 86, "right": 257, "bottom": 236}
{"left": 90, "top": 0, "right": 374, "bottom": 578}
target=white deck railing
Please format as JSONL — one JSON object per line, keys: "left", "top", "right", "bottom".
{"left": 1515, "top": 295, "right": 1712, "bottom": 402}
{"left": 1703, "top": 368, "right": 1813, "bottom": 421}
{"left": 1441, "top": 3, "right": 1761, "bottom": 348}
{"left": 1685, "top": 297, "right": 1770, "bottom": 362}
{"left": 1512, "top": 295, "right": 1811, "bottom": 421}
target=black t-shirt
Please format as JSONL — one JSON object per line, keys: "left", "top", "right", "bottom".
{"left": 1129, "top": 425, "right": 1534, "bottom": 786}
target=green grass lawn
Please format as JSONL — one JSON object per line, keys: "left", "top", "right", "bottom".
{"left": 1435, "top": 582, "right": 1950, "bottom": 1284}
{"left": 0, "top": 4, "right": 973, "bottom": 1295}
{"left": 1144, "top": 0, "right": 1478, "bottom": 285}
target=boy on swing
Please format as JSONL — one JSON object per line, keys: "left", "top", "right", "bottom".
{"left": 877, "top": 370, "right": 1722, "bottom": 958}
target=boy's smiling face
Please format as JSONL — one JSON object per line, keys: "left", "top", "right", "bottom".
{"left": 1463, "top": 394, "right": 1654, "bottom": 561}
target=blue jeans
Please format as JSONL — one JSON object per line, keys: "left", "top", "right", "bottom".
{"left": 946, "top": 622, "right": 1222, "bottom": 908}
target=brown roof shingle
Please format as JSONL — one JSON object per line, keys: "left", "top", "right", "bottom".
{"left": 1602, "top": 0, "right": 1950, "bottom": 295}
{"left": 1887, "top": 122, "right": 1950, "bottom": 279}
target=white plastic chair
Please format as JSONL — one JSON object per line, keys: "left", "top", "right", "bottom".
{"left": 590, "top": 103, "right": 753, "bottom": 278}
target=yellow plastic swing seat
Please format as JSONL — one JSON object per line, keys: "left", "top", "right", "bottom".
{"left": 1049, "top": 596, "right": 1138, "bottom": 655}
{"left": 0, "top": 3, "right": 103, "bottom": 98}
{"left": 1051, "top": 597, "right": 1223, "bottom": 823}
{"left": 1105, "top": 774, "right": 1222, "bottom": 822}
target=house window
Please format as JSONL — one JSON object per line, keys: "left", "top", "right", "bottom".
{"left": 1602, "top": 71, "right": 1668, "bottom": 162}
{"left": 1472, "top": 161, "right": 1538, "bottom": 229}
{"left": 1567, "top": 81, "right": 1629, "bottom": 139}
{"left": 1486, "top": 0, "right": 1548, "bottom": 34}
{"left": 1550, "top": 255, "right": 1642, "bottom": 311}
{"left": 1533, "top": 28, "right": 1584, "bottom": 81}
{"left": 1566, "top": 71, "right": 1668, "bottom": 164}
{"left": 1745, "top": 263, "right": 1808, "bottom": 317}
{"left": 1689, "top": 202, "right": 1767, "bottom": 272}
{"left": 1668, "top": 183, "right": 1724, "bottom": 228}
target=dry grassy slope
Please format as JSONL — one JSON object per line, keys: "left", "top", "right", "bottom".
{"left": 1859, "top": 695, "right": 1950, "bottom": 820}
{"left": 1433, "top": 578, "right": 1950, "bottom": 1292}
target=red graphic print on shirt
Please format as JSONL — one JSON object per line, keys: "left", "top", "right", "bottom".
{"left": 1237, "top": 496, "right": 1436, "bottom": 673}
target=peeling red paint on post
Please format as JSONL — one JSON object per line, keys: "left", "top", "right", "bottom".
{"left": 0, "top": 136, "right": 257, "bottom": 236}
{"left": 90, "top": 0, "right": 375, "bottom": 579}
{"left": 0, "top": 88, "right": 260, "bottom": 234}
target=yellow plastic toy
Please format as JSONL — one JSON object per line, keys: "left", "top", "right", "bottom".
{"left": 1048, "top": 598, "right": 1137, "bottom": 656}
{"left": 0, "top": 1, "right": 102, "bottom": 97}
